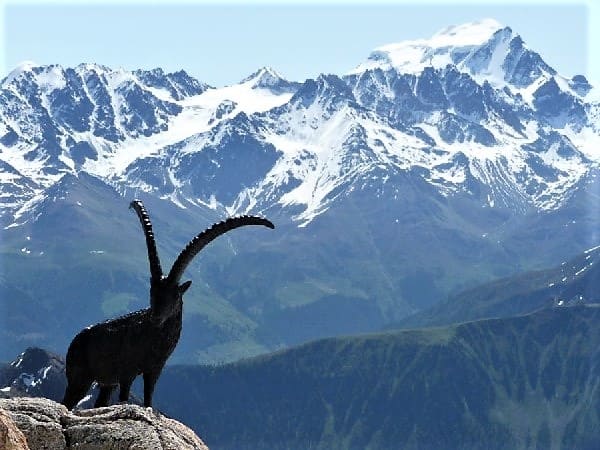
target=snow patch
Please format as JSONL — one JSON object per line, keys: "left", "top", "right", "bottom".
{"left": 2, "top": 60, "right": 37, "bottom": 87}
{"left": 584, "top": 245, "right": 600, "bottom": 254}
{"left": 40, "top": 365, "right": 52, "bottom": 379}
{"left": 348, "top": 19, "right": 503, "bottom": 76}
{"left": 35, "top": 65, "right": 67, "bottom": 92}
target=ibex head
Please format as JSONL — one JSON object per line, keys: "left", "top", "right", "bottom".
{"left": 129, "top": 200, "right": 274, "bottom": 324}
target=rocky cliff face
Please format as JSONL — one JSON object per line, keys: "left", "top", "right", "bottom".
{"left": 0, "top": 397, "right": 208, "bottom": 450}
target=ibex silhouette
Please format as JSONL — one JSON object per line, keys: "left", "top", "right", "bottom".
{"left": 62, "top": 200, "right": 274, "bottom": 409}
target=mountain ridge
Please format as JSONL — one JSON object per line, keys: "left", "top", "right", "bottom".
{"left": 393, "top": 242, "right": 600, "bottom": 330}
{"left": 1, "top": 19, "right": 598, "bottom": 226}
{"left": 156, "top": 305, "right": 600, "bottom": 449}
{"left": 2, "top": 19, "right": 600, "bottom": 364}
{"left": 3, "top": 305, "right": 600, "bottom": 449}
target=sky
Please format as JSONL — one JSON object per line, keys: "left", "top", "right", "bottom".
{"left": 0, "top": 0, "right": 597, "bottom": 87}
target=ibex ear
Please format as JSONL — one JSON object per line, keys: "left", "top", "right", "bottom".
{"left": 179, "top": 280, "right": 192, "bottom": 294}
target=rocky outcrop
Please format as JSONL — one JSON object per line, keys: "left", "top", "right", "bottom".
{"left": 0, "top": 408, "right": 29, "bottom": 450}
{"left": 0, "top": 397, "right": 209, "bottom": 450}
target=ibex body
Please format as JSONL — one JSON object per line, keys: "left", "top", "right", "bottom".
{"left": 62, "top": 200, "right": 274, "bottom": 409}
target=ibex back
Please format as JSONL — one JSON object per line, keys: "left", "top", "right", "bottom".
{"left": 62, "top": 200, "right": 274, "bottom": 409}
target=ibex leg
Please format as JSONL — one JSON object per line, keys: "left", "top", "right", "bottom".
{"left": 95, "top": 385, "right": 115, "bottom": 407}
{"left": 143, "top": 371, "right": 160, "bottom": 407}
{"left": 62, "top": 378, "right": 93, "bottom": 410}
{"left": 119, "top": 376, "right": 136, "bottom": 403}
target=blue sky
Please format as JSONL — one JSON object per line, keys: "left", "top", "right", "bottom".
{"left": 1, "top": 0, "right": 597, "bottom": 87}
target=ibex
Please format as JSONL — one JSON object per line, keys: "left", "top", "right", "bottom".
{"left": 62, "top": 200, "right": 274, "bottom": 409}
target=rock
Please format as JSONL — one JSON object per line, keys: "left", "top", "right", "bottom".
{"left": 0, "top": 397, "right": 209, "bottom": 450}
{"left": 0, "top": 397, "right": 66, "bottom": 449}
{"left": 0, "top": 408, "right": 30, "bottom": 450}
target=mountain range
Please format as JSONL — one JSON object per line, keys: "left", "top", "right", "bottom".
{"left": 3, "top": 304, "right": 600, "bottom": 449}
{"left": 1, "top": 19, "right": 599, "bottom": 363}
{"left": 394, "top": 243, "right": 600, "bottom": 330}
{"left": 155, "top": 305, "right": 600, "bottom": 450}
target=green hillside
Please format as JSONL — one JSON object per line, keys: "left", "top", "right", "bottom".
{"left": 157, "top": 306, "right": 600, "bottom": 450}
{"left": 394, "top": 246, "right": 600, "bottom": 331}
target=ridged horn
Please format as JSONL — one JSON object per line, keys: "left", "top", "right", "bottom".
{"left": 129, "top": 200, "right": 163, "bottom": 281}
{"left": 167, "top": 215, "right": 274, "bottom": 284}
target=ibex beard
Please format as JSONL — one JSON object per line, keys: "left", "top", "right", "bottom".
{"left": 62, "top": 200, "right": 274, "bottom": 409}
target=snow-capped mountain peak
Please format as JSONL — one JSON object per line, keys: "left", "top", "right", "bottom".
{"left": 1, "top": 20, "right": 598, "bottom": 229}
{"left": 239, "top": 66, "right": 300, "bottom": 95}
{"left": 348, "top": 19, "right": 505, "bottom": 76}
{"left": 1, "top": 60, "right": 38, "bottom": 87}
{"left": 241, "top": 66, "right": 284, "bottom": 85}
{"left": 3, "top": 20, "right": 600, "bottom": 374}
{"left": 347, "top": 18, "right": 559, "bottom": 95}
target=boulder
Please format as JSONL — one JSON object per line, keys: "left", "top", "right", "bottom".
{"left": 0, "top": 397, "right": 208, "bottom": 450}
{"left": 0, "top": 397, "right": 65, "bottom": 449}
{"left": 0, "top": 408, "right": 29, "bottom": 450}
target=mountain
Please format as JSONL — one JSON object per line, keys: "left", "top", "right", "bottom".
{"left": 394, "top": 244, "right": 600, "bottom": 330}
{"left": 0, "top": 347, "right": 65, "bottom": 401}
{"left": 1, "top": 20, "right": 600, "bottom": 363}
{"left": 0, "top": 64, "right": 209, "bottom": 211}
{"left": 3, "top": 306, "right": 600, "bottom": 449}
{"left": 0, "top": 347, "right": 143, "bottom": 408}
{"left": 239, "top": 67, "right": 302, "bottom": 94}
{"left": 155, "top": 306, "right": 600, "bottom": 450}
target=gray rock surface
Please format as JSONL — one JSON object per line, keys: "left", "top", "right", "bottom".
{"left": 0, "top": 397, "right": 208, "bottom": 450}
